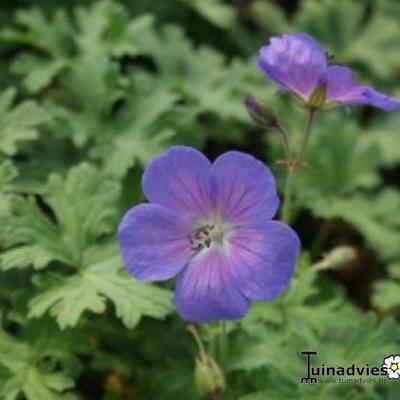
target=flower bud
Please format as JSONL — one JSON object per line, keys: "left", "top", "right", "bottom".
{"left": 314, "top": 246, "right": 357, "bottom": 271}
{"left": 244, "top": 95, "right": 279, "bottom": 127}
{"left": 194, "top": 354, "right": 226, "bottom": 398}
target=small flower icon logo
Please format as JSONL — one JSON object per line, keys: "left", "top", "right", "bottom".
{"left": 383, "top": 355, "right": 400, "bottom": 379}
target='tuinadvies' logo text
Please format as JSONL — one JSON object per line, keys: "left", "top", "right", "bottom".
{"left": 300, "top": 351, "right": 399, "bottom": 384}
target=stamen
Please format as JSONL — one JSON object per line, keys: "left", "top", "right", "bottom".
{"left": 188, "top": 224, "right": 214, "bottom": 251}
{"left": 188, "top": 217, "right": 232, "bottom": 252}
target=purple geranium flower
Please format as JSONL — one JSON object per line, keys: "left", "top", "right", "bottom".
{"left": 118, "top": 146, "right": 300, "bottom": 323}
{"left": 257, "top": 33, "right": 400, "bottom": 111}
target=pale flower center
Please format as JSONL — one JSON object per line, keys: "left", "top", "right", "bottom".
{"left": 390, "top": 363, "right": 398, "bottom": 371}
{"left": 188, "top": 214, "right": 232, "bottom": 251}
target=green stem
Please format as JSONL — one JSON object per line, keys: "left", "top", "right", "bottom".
{"left": 297, "top": 109, "right": 316, "bottom": 164}
{"left": 281, "top": 109, "right": 316, "bottom": 223}
{"left": 187, "top": 324, "right": 207, "bottom": 361}
{"left": 281, "top": 166, "right": 295, "bottom": 223}
{"left": 274, "top": 121, "right": 292, "bottom": 161}
{"left": 218, "top": 321, "right": 228, "bottom": 366}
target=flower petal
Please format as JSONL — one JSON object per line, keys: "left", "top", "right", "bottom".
{"left": 361, "top": 88, "right": 400, "bottom": 112}
{"left": 174, "top": 248, "right": 251, "bottom": 323}
{"left": 142, "top": 146, "right": 212, "bottom": 220}
{"left": 211, "top": 151, "right": 279, "bottom": 225}
{"left": 324, "top": 66, "right": 400, "bottom": 111}
{"left": 388, "top": 370, "right": 398, "bottom": 379}
{"left": 226, "top": 221, "right": 300, "bottom": 300}
{"left": 118, "top": 204, "right": 192, "bottom": 281}
{"left": 385, "top": 356, "right": 395, "bottom": 366}
{"left": 324, "top": 66, "right": 367, "bottom": 103}
{"left": 257, "top": 33, "right": 327, "bottom": 98}
{"left": 394, "top": 355, "right": 400, "bottom": 364}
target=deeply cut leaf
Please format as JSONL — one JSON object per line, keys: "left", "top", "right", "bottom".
{"left": 29, "top": 256, "right": 174, "bottom": 329}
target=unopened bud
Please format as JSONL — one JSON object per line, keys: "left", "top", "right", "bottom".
{"left": 194, "top": 354, "right": 226, "bottom": 398}
{"left": 314, "top": 246, "right": 357, "bottom": 271}
{"left": 245, "top": 95, "right": 279, "bottom": 127}
{"left": 308, "top": 83, "right": 327, "bottom": 110}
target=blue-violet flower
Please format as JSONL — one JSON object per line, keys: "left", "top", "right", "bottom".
{"left": 257, "top": 33, "right": 400, "bottom": 111}
{"left": 118, "top": 146, "right": 300, "bottom": 323}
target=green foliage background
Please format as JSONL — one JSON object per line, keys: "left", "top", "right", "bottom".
{"left": 0, "top": 0, "right": 399, "bottom": 399}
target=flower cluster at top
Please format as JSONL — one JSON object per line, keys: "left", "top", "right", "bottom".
{"left": 118, "top": 147, "right": 300, "bottom": 323}
{"left": 257, "top": 33, "right": 400, "bottom": 111}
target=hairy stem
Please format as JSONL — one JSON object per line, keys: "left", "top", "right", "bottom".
{"left": 275, "top": 121, "right": 292, "bottom": 161}
{"left": 281, "top": 166, "right": 295, "bottom": 223}
{"left": 281, "top": 109, "right": 316, "bottom": 223}
{"left": 218, "top": 321, "right": 228, "bottom": 366}
{"left": 187, "top": 324, "right": 207, "bottom": 361}
{"left": 297, "top": 109, "right": 316, "bottom": 164}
